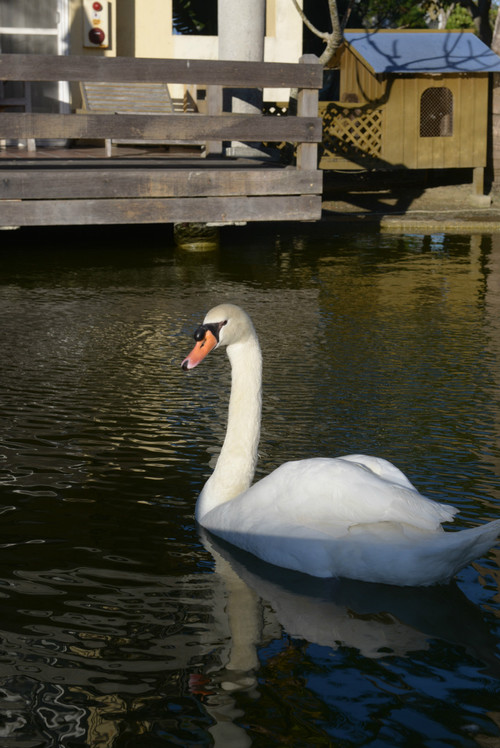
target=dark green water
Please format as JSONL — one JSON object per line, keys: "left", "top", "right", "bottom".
{"left": 1, "top": 225, "right": 500, "bottom": 747}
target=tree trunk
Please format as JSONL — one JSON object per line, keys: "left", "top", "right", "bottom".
{"left": 491, "top": 9, "right": 500, "bottom": 181}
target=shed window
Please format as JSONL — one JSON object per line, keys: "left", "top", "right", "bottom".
{"left": 419, "top": 87, "right": 453, "bottom": 137}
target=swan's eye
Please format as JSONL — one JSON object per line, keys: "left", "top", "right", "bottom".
{"left": 194, "top": 326, "right": 206, "bottom": 342}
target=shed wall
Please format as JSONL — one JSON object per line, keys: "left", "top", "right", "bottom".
{"left": 333, "top": 46, "right": 489, "bottom": 171}
{"left": 339, "top": 47, "right": 386, "bottom": 103}
{"left": 383, "top": 74, "right": 488, "bottom": 169}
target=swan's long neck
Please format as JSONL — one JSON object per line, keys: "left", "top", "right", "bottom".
{"left": 196, "top": 334, "right": 262, "bottom": 522}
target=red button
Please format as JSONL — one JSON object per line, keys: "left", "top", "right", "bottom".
{"left": 89, "top": 27, "right": 105, "bottom": 44}
{"left": 93, "top": 2, "right": 103, "bottom": 10}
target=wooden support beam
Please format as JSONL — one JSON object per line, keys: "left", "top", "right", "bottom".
{"left": 472, "top": 166, "right": 484, "bottom": 196}
{"left": 0, "top": 195, "right": 322, "bottom": 226}
{"left": 0, "top": 168, "right": 322, "bottom": 200}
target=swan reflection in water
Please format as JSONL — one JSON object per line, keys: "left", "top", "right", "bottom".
{"left": 0, "top": 539, "right": 497, "bottom": 747}
{"left": 193, "top": 529, "right": 500, "bottom": 744}
{"left": 199, "top": 530, "right": 500, "bottom": 669}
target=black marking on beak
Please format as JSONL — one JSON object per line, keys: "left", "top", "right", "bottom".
{"left": 193, "top": 320, "right": 227, "bottom": 343}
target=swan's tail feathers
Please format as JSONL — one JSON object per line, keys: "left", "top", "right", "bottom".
{"left": 346, "top": 518, "right": 500, "bottom": 586}
{"left": 436, "top": 518, "right": 500, "bottom": 583}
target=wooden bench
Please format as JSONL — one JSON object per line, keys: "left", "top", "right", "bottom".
{"left": 79, "top": 81, "right": 198, "bottom": 156}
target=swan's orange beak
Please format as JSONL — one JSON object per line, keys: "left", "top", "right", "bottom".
{"left": 181, "top": 329, "right": 218, "bottom": 371}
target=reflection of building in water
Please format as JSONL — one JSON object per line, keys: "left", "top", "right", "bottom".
{"left": 480, "top": 233, "right": 500, "bottom": 605}
{"left": 314, "top": 233, "right": 500, "bottom": 460}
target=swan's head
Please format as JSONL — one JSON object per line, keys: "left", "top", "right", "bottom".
{"left": 181, "top": 303, "right": 255, "bottom": 371}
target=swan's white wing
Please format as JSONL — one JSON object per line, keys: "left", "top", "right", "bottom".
{"left": 207, "top": 456, "right": 457, "bottom": 536}
{"left": 202, "top": 509, "right": 500, "bottom": 584}
{"left": 339, "top": 454, "right": 418, "bottom": 490}
{"left": 272, "top": 458, "right": 458, "bottom": 530}
{"left": 200, "top": 456, "right": 498, "bottom": 584}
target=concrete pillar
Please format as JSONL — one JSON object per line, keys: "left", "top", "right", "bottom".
{"left": 218, "top": 0, "right": 266, "bottom": 156}
{"left": 173, "top": 223, "right": 219, "bottom": 252}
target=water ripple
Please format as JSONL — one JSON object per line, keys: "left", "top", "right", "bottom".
{"left": 0, "top": 230, "right": 499, "bottom": 746}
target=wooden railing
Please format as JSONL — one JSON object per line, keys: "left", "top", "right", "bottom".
{"left": 0, "top": 54, "right": 323, "bottom": 227}
{"left": 0, "top": 53, "right": 322, "bottom": 166}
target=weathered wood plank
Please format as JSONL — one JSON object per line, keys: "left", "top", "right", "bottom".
{"left": 206, "top": 85, "right": 223, "bottom": 155}
{"left": 0, "top": 112, "right": 322, "bottom": 144}
{"left": 0, "top": 195, "right": 322, "bottom": 226}
{"left": 296, "top": 63, "right": 319, "bottom": 171}
{"left": 402, "top": 77, "right": 419, "bottom": 168}
{"left": 318, "top": 155, "right": 378, "bottom": 171}
{"left": 0, "top": 54, "right": 323, "bottom": 89}
{"left": 0, "top": 168, "right": 322, "bottom": 200}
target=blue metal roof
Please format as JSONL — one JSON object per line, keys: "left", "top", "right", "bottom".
{"left": 344, "top": 31, "right": 500, "bottom": 73}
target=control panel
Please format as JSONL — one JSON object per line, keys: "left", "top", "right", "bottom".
{"left": 83, "top": 1, "right": 109, "bottom": 49}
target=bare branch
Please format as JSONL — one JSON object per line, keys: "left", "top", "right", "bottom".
{"left": 340, "top": 0, "right": 356, "bottom": 32}
{"left": 289, "top": 0, "right": 331, "bottom": 41}
{"left": 290, "top": 0, "right": 343, "bottom": 67}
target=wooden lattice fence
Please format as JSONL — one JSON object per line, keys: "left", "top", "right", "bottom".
{"left": 319, "top": 102, "right": 384, "bottom": 169}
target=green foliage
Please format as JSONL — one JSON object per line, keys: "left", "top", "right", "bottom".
{"left": 446, "top": 5, "right": 475, "bottom": 30}
{"left": 353, "top": 0, "right": 428, "bottom": 28}
{"left": 171, "top": 0, "right": 497, "bottom": 46}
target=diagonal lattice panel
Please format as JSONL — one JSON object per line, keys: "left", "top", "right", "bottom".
{"left": 321, "top": 103, "right": 384, "bottom": 163}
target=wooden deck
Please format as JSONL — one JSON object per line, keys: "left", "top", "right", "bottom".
{"left": 0, "top": 54, "right": 323, "bottom": 228}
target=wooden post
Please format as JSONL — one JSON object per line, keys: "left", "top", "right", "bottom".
{"left": 473, "top": 165, "right": 484, "bottom": 196}
{"left": 25, "top": 82, "right": 36, "bottom": 152}
{"left": 296, "top": 55, "right": 320, "bottom": 171}
{"left": 205, "top": 85, "right": 223, "bottom": 156}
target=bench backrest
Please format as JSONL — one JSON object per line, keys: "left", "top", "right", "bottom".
{"left": 80, "top": 81, "right": 175, "bottom": 114}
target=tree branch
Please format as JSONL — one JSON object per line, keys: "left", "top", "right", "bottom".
{"left": 289, "top": 0, "right": 330, "bottom": 40}
{"left": 340, "top": 0, "right": 356, "bottom": 32}
{"left": 290, "top": 0, "right": 343, "bottom": 66}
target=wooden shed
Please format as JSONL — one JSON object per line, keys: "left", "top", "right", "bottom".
{"left": 320, "top": 30, "right": 500, "bottom": 194}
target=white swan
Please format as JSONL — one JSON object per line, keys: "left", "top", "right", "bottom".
{"left": 182, "top": 303, "right": 500, "bottom": 586}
